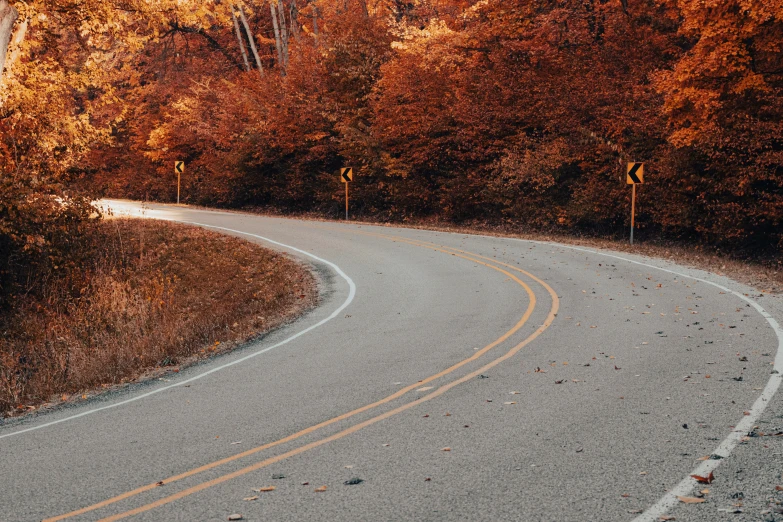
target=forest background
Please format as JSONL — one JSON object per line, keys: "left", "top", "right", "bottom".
{"left": 0, "top": 0, "right": 782, "bottom": 310}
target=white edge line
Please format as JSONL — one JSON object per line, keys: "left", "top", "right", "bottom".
{"left": 0, "top": 217, "right": 356, "bottom": 441}
{"left": 498, "top": 238, "right": 782, "bottom": 521}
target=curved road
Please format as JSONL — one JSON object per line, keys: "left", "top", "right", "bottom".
{"left": 1, "top": 201, "right": 781, "bottom": 522}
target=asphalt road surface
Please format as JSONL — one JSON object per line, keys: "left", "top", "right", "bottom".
{"left": 2, "top": 201, "right": 782, "bottom": 522}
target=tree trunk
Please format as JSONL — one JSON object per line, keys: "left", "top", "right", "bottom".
{"left": 270, "top": 1, "right": 284, "bottom": 70}
{"left": 231, "top": 8, "right": 251, "bottom": 71}
{"left": 237, "top": 7, "right": 263, "bottom": 76}
{"left": 288, "top": 0, "right": 299, "bottom": 41}
{"left": 0, "top": 0, "right": 19, "bottom": 84}
{"left": 276, "top": 0, "right": 289, "bottom": 67}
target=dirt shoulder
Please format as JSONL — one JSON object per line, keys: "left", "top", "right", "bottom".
{"left": 0, "top": 218, "right": 317, "bottom": 417}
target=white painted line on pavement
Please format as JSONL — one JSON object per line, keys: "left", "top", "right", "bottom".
{"left": 0, "top": 220, "right": 356, "bottom": 441}
{"left": 507, "top": 239, "right": 783, "bottom": 522}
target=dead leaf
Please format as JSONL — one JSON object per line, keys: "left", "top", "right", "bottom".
{"left": 314, "top": 486, "right": 327, "bottom": 492}
{"left": 243, "top": 496, "right": 258, "bottom": 501}
{"left": 776, "top": 485, "right": 783, "bottom": 491}
{"left": 442, "top": 447, "right": 451, "bottom": 452}
{"left": 700, "top": 489, "right": 710, "bottom": 495}
{"left": 659, "top": 516, "right": 676, "bottom": 521}
{"left": 691, "top": 472, "right": 714, "bottom": 484}
{"left": 252, "top": 486, "right": 275, "bottom": 492}
{"left": 677, "top": 496, "right": 706, "bottom": 504}
{"left": 621, "top": 493, "right": 631, "bottom": 498}
{"left": 228, "top": 515, "right": 243, "bottom": 521}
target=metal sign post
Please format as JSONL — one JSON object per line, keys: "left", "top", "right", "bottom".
{"left": 340, "top": 167, "right": 353, "bottom": 220}
{"left": 626, "top": 162, "right": 644, "bottom": 245}
{"left": 175, "top": 161, "right": 185, "bottom": 204}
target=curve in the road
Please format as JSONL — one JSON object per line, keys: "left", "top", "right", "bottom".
{"left": 45, "top": 225, "right": 556, "bottom": 522}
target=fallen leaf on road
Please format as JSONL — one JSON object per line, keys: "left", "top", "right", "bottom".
{"left": 252, "top": 486, "right": 276, "bottom": 492}
{"left": 314, "top": 486, "right": 327, "bottom": 492}
{"left": 504, "top": 401, "right": 517, "bottom": 405}
{"left": 534, "top": 367, "right": 547, "bottom": 373}
{"left": 424, "top": 477, "right": 431, "bottom": 482}
{"left": 555, "top": 380, "right": 564, "bottom": 384}
{"left": 691, "top": 472, "right": 714, "bottom": 484}
{"left": 614, "top": 365, "right": 621, "bottom": 370}
{"left": 621, "top": 493, "right": 631, "bottom": 498}
{"left": 775, "top": 485, "right": 783, "bottom": 491}
{"left": 442, "top": 447, "right": 451, "bottom": 452}
{"left": 243, "top": 496, "right": 258, "bottom": 501}
{"left": 640, "top": 471, "right": 648, "bottom": 475}
{"left": 272, "top": 474, "right": 286, "bottom": 479}
{"left": 228, "top": 515, "right": 243, "bottom": 521}
{"left": 301, "top": 482, "right": 309, "bottom": 485}
{"left": 156, "top": 481, "right": 164, "bottom": 487}
{"left": 659, "top": 515, "right": 676, "bottom": 521}
{"left": 677, "top": 496, "right": 706, "bottom": 503}
{"left": 344, "top": 477, "right": 364, "bottom": 485}
{"left": 700, "top": 489, "right": 710, "bottom": 495}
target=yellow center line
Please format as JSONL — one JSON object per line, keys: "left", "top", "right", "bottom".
{"left": 46, "top": 229, "right": 540, "bottom": 522}
{"left": 94, "top": 238, "right": 559, "bottom": 522}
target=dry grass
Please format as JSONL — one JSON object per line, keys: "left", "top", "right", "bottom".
{"left": 0, "top": 218, "right": 316, "bottom": 416}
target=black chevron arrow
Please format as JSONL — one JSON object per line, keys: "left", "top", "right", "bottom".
{"left": 628, "top": 163, "right": 642, "bottom": 184}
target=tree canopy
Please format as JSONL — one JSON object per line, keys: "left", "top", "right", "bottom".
{"left": 1, "top": 0, "right": 781, "bottom": 305}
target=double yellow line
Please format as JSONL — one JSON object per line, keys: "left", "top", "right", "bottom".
{"left": 47, "top": 227, "right": 559, "bottom": 522}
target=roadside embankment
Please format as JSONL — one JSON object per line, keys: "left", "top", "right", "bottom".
{"left": 0, "top": 218, "right": 316, "bottom": 416}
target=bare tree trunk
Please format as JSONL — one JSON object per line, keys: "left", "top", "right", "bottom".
{"left": 4, "top": 16, "right": 26, "bottom": 76}
{"left": 237, "top": 7, "right": 263, "bottom": 76}
{"left": 270, "top": 1, "right": 284, "bottom": 70}
{"left": 231, "top": 8, "right": 251, "bottom": 71}
{"left": 288, "top": 0, "right": 299, "bottom": 41}
{"left": 276, "top": 0, "right": 289, "bottom": 67}
{"left": 0, "top": 0, "right": 19, "bottom": 84}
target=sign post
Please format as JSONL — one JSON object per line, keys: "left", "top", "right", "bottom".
{"left": 175, "top": 161, "right": 185, "bottom": 204}
{"left": 626, "top": 162, "right": 644, "bottom": 245}
{"left": 340, "top": 167, "right": 353, "bottom": 220}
